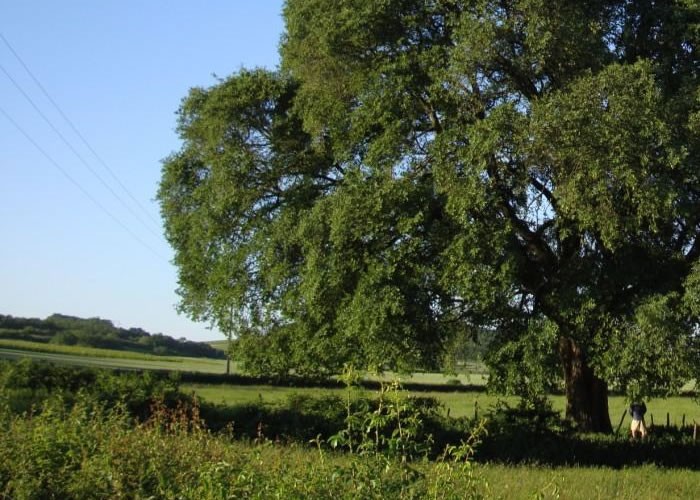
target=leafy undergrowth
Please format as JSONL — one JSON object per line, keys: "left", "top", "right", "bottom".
{"left": 2, "top": 395, "right": 699, "bottom": 499}
{"left": 0, "top": 396, "right": 487, "bottom": 499}
{"left": 2, "top": 358, "right": 699, "bottom": 499}
{"left": 0, "top": 358, "right": 183, "bottom": 417}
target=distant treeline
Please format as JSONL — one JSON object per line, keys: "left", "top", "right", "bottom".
{"left": 0, "top": 313, "right": 225, "bottom": 359}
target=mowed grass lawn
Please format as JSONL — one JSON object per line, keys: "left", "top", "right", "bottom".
{"left": 182, "top": 382, "right": 506, "bottom": 418}
{"left": 182, "top": 382, "right": 700, "bottom": 424}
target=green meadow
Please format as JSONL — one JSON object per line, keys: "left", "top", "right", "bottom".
{"left": 182, "top": 382, "right": 700, "bottom": 425}
{"left": 0, "top": 341, "right": 228, "bottom": 373}
{"left": 2, "top": 340, "right": 697, "bottom": 426}
{"left": 3, "top": 396, "right": 698, "bottom": 498}
{"left": 1, "top": 348, "right": 700, "bottom": 498}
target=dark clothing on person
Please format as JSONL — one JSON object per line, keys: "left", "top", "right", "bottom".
{"left": 629, "top": 402, "right": 647, "bottom": 421}
{"left": 629, "top": 401, "right": 648, "bottom": 438}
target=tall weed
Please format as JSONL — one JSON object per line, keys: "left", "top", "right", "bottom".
{"left": 0, "top": 391, "right": 489, "bottom": 498}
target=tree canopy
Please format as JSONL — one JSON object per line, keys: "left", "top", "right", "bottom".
{"left": 159, "top": 0, "right": 700, "bottom": 431}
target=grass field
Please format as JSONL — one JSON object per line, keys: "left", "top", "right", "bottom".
{"left": 3, "top": 342, "right": 698, "bottom": 427}
{"left": 0, "top": 338, "right": 186, "bottom": 361}
{"left": 0, "top": 344, "right": 229, "bottom": 373}
{"left": 0, "top": 341, "right": 488, "bottom": 383}
{"left": 206, "top": 339, "right": 229, "bottom": 351}
{"left": 182, "top": 382, "right": 700, "bottom": 425}
{"left": 365, "top": 369, "right": 489, "bottom": 386}
{"left": 478, "top": 464, "right": 700, "bottom": 499}
{"left": 2, "top": 348, "right": 699, "bottom": 498}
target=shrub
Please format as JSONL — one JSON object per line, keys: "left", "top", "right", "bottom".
{"left": 0, "top": 391, "right": 489, "bottom": 499}
{"left": 0, "top": 359, "right": 184, "bottom": 419}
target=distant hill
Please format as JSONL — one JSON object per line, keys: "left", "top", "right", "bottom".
{"left": 0, "top": 313, "right": 226, "bottom": 359}
{"left": 207, "top": 339, "right": 229, "bottom": 351}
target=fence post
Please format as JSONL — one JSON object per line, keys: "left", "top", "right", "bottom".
{"left": 615, "top": 409, "right": 627, "bottom": 435}
{"left": 666, "top": 412, "right": 670, "bottom": 428}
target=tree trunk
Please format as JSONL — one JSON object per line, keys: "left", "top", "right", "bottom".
{"left": 558, "top": 337, "right": 612, "bottom": 433}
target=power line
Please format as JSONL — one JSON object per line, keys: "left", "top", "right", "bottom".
{"left": 0, "top": 62, "right": 164, "bottom": 243}
{"left": 0, "top": 32, "right": 162, "bottom": 232}
{"left": 0, "top": 104, "right": 167, "bottom": 262}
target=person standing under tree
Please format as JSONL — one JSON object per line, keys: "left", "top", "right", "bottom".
{"left": 629, "top": 401, "right": 647, "bottom": 439}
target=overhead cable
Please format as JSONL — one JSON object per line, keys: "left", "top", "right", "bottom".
{"left": 0, "top": 104, "right": 167, "bottom": 261}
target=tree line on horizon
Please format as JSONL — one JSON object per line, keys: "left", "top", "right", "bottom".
{"left": 0, "top": 313, "right": 225, "bottom": 359}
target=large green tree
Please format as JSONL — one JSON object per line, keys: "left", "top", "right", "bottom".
{"left": 159, "top": 0, "right": 700, "bottom": 432}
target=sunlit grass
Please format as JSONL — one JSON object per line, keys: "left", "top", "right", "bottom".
{"left": 3, "top": 395, "right": 698, "bottom": 499}
{"left": 0, "top": 339, "right": 184, "bottom": 361}
{"left": 363, "top": 369, "right": 488, "bottom": 386}
{"left": 3, "top": 342, "right": 698, "bottom": 427}
{"left": 479, "top": 464, "right": 700, "bottom": 499}
{"left": 0, "top": 343, "right": 228, "bottom": 373}
{"left": 183, "top": 382, "right": 700, "bottom": 425}
{"left": 206, "top": 339, "right": 229, "bottom": 351}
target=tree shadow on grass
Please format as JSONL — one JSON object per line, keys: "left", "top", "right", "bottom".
{"left": 189, "top": 389, "right": 700, "bottom": 469}
{"left": 475, "top": 406, "right": 700, "bottom": 469}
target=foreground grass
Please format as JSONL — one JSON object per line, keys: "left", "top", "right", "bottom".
{"left": 0, "top": 396, "right": 483, "bottom": 499}
{"left": 2, "top": 396, "right": 698, "bottom": 499}
{"left": 480, "top": 464, "right": 700, "bottom": 499}
{"left": 2, "top": 359, "right": 699, "bottom": 497}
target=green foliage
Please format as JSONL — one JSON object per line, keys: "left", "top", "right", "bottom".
{"left": 160, "top": 66, "right": 455, "bottom": 375}
{"left": 1, "top": 356, "right": 698, "bottom": 499}
{"left": 0, "top": 359, "right": 183, "bottom": 416}
{"left": 486, "top": 318, "right": 561, "bottom": 406}
{"left": 160, "top": 0, "right": 700, "bottom": 431}
{"left": 529, "top": 60, "right": 681, "bottom": 248}
{"left": 593, "top": 294, "right": 700, "bottom": 401}
{"left": 441, "top": 327, "right": 492, "bottom": 375}
{"left": 1, "top": 384, "right": 698, "bottom": 498}
{"left": 328, "top": 376, "right": 441, "bottom": 461}
{"left": 0, "top": 362, "right": 492, "bottom": 499}
{"left": 475, "top": 400, "right": 700, "bottom": 468}
{"left": 0, "top": 393, "right": 490, "bottom": 499}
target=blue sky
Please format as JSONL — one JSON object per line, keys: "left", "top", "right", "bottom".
{"left": 1, "top": 1, "right": 285, "bottom": 341}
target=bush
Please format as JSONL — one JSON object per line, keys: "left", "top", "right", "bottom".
{"left": 0, "top": 359, "right": 184, "bottom": 419}
{"left": 0, "top": 391, "right": 489, "bottom": 499}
